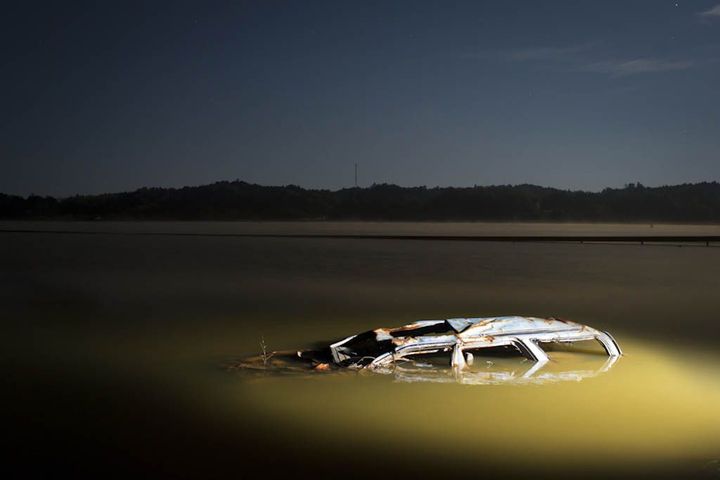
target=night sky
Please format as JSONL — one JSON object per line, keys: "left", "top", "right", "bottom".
{"left": 3, "top": 0, "right": 720, "bottom": 196}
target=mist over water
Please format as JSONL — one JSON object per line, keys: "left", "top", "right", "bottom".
{"left": 4, "top": 222, "right": 720, "bottom": 478}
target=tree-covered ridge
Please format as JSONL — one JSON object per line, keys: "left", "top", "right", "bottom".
{"left": 3, "top": 181, "right": 720, "bottom": 221}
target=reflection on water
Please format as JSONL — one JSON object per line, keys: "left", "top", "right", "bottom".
{"left": 387, "top": 354, "right": 619, "bottom": 385}
{"left": 233, "top": 339, "right": 621, "bottom": 385}
{"left": 235, "top": 339, "right": 720, "bottom": 470}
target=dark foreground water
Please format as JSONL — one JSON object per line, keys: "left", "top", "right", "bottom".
{"left": 3, "top": 222, "right": 720, "bottom": 479}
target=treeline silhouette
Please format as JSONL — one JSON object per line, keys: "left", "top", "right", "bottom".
{"left": 3, "top": 180, "right": 720, "bottom": 221}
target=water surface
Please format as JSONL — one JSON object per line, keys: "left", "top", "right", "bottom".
{"left": 4, "top": 222, "right": 720, "bottom": 478}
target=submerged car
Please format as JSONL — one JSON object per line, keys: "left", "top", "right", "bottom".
{"left": 231, "top": 316, "right": 622, "bottom": 385}
{"left": 325, "top": 316, "right": 622, "bottom": 370}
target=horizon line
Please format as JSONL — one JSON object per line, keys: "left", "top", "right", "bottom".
{"left": 4, "top": 179, "right": 720, "bottom": 200}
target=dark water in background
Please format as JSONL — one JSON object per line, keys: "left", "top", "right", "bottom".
{"left": 3, "top": 222, "right": 720, "bottom": 479}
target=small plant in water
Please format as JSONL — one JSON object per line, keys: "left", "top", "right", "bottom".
{"left": 259, "top": 335, "right": 273, "bottom": 367}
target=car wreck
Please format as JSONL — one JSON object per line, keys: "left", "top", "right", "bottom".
{"left": 324, "top": 316, "right": 622, "bottom": 370}
{"left": 233, "top": 316, "right": 622, "bottom": 385}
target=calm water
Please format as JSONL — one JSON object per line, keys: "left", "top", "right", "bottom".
{"left": 4, "top": 222, "right": 720, "bottom": 478}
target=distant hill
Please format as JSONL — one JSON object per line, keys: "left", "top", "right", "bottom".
{"left": 3, "top": 180, "right": 720, "bottom": 221}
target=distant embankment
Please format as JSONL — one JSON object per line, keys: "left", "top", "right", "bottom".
{"left": 1, "top": 228, "right": 719, "bottom": 247}
{"left": 4, "top": 180, "right": 720, "bottom": 221}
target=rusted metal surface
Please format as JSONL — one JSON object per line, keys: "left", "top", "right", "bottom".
{"left": 330, "top": 316, "right": 622, "bottom": 370}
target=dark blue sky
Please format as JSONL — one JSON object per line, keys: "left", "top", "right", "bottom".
{"left": 2, "top": 0, "right": 720, "bottom": 196}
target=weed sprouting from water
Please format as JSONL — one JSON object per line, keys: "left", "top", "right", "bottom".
{"left": 259, "top": 335, "right": 274, "bottom": 367}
